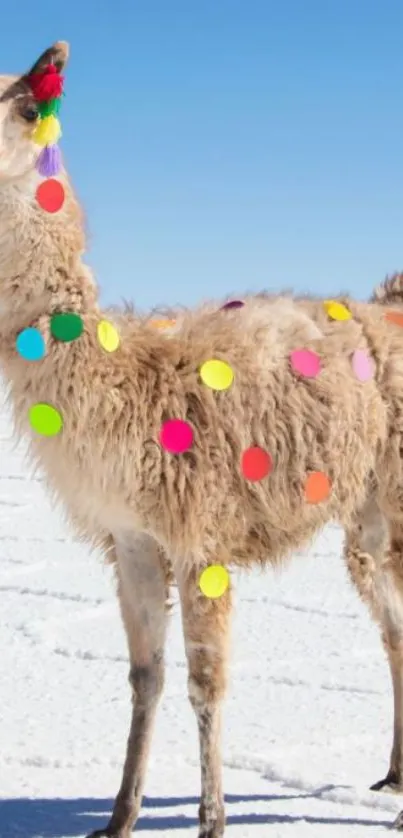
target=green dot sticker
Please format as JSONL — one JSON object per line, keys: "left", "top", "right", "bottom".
{"left": 50, "top": 312, "right": 84, "bottom": 342}
{"left": 29, "top": 403, "right": 63, "bottom": 436}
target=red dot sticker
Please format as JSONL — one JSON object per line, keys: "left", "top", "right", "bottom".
{"left": 241, "top": 446, "right": 273, "bottom": 481}
{"left": 159, "top": 419, "right": 193, "bottom": 454}
{"left": 36, "top": 178, "right": 65, "bottom": 213}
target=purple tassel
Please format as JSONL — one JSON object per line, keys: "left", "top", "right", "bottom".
{"left": 36, "top": 144, "right": 62, "bottom": 177}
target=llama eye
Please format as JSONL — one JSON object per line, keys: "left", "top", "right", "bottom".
{"left": 20, "top": 105, "right": 38, "bottom": 123}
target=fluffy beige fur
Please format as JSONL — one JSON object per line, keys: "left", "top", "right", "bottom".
{"left": 2, "top": 41, "right": 403, "bottom": 837}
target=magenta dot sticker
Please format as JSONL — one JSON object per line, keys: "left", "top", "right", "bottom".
{"left": 221, "top": 300, "right": 244, "bottom": 310}
{"left": 352, "top": 349, "right": 374, "bottom": 382}
{"left": 159, "top": 419, "right": 193, "bottom": 454}
{"left": 290, "top": 349, "right": 321, "bottom": 379}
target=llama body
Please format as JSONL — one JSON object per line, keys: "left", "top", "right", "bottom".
{"left": 2, "top": 291, "right": 397, "bottom": 566}
{"left": 2, "top": 42, "right": 403, "bottom": 838}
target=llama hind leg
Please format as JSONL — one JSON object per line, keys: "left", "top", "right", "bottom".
{"left": 176, "top": 563, "right": 232, "bottom": 838}
{"left": 371, "top": 623, "right": 403, "bottom": 796}
{"left": 345, "top": 500, "right": 403, "bottom": 799}
{"left": 87, "top": 533, "right": 169, "bottom": 838}
{"left": 375, "top": 524, "right": 403, "bottom": 832}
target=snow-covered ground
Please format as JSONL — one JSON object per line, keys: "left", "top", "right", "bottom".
{"left": 0, "top": 393, "right": 401, "bottom": 838}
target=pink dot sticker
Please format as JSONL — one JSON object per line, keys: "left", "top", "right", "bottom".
{"left": 352, "top": 349, "right": 374, "bottom": 382}
{"left": 290, "top": 349, "right": 321, "bottom": 379}
{"left": 159, "top": 419, "right": 193, "bottom": 454}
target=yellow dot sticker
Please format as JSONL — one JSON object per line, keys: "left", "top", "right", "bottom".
{"left": 28, "top": 403, "right": 63, "bottom": 436}
{"left": 200, "top": 359, "right": 234, "bottom": 391}
{"left": 199, "top": 565, "right": 230, "bottom": 599}
{"left": 323, "top": 300, "right": 352, "bottom": 321}
{"left": 97, "top": 319, "right": 120, "bottom": 353}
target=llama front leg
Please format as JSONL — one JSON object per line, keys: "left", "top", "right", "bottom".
{"left": 88, "top": 533, "right": 168, "bottom": 838}
{"left": 176, "top": 563, "right": 232, "bottom": 838}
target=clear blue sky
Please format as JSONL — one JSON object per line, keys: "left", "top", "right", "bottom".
{"left": 2, "top": 1, "right": 403, "bottom": 310}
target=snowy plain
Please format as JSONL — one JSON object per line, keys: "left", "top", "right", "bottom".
{"left": 0, "top": 389, "right": 401, "bottom": 838}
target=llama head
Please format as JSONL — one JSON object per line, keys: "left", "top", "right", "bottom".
{"left": 0, "top": 42, "right": 69, "bottom": 182}
{"left": 0, "top": 40, "right": 93, "bottom": 323}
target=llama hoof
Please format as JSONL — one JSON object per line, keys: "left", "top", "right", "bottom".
{"left": 198, "top": 818, "right": 225, "bottom": 838}
{"left": 392, "top": 810, "right": 403, "bottom": 830}
{"left": 86, "top": 828, "right": 131, "bottom": 838}
{"left": 371, "top": 773, "right": 403, "bottom": 794}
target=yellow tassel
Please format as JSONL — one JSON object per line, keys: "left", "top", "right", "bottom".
{"left": 32, "top": 115, "right": 62, "bottom": 147}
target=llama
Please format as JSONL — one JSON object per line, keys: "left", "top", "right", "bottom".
{"left": 2, "top": 40, "right": 403, "bottom": 837}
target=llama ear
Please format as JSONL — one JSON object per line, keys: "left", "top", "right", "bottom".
{"left": 26, "top": 41, "right": 69, "bottom": 75}
{"left": 0, "top": 42, "right": 69, "bottom": 104}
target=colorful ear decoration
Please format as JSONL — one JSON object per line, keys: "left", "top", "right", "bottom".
{"left": 27, "top": 63, "right": 64, "bottom": 178}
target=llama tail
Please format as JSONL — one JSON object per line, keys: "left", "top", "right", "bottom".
{"left": 371, "top": 272, "right": 403, "bottom": 307}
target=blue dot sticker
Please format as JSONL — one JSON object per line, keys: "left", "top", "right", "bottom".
{"left": 16, "top": 328, "right": 45, "bottom": 361}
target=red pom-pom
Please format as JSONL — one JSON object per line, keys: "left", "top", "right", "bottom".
{"left": 28, "top": 64, "right": 64, "bottom": 101}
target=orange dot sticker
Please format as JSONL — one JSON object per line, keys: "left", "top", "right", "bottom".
{"left": 36, "top": 178, "right": 65, "bottom": 213}
{"left": 149, "top": 318, "right": 176, "bottom": 329}
{"left": 304, "top": 471, "right": 332, "bottom": 504}
{"left": 385, "top": 311, "right": 403, "bottom": 327}
{"left": 241, "top": 446, "right": 273, "bottom": 481}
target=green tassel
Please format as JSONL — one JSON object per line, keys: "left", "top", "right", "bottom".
{"left": 38, "top": 95, "right": 63, "bottom": 118}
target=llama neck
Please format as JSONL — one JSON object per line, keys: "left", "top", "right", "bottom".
{"left": 0, "top": 168, "right": 99, "bottom": 336}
